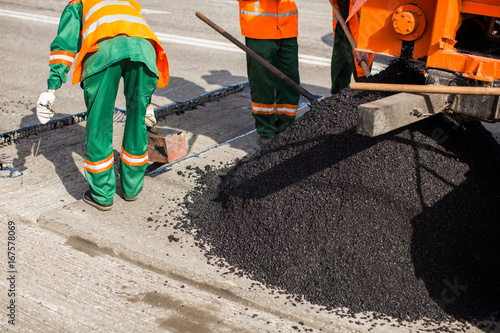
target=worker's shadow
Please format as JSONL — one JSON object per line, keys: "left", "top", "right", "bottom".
{"left": 153, "top": 76, "right": 208, "bottom": 102}
{"left": 321, "top": 32, "right": 334, "bottom": 47}
{"left": 14, "top": 111, "right": 129, "bottom": 200}
{"left": 202, "top": 70, "right": 248, "bottom": 88}
{"left": 13, "top": 109, "right": 89, "bottom": 200}
{"left": 153, "top": 71, "right": 248, "bottom": 103}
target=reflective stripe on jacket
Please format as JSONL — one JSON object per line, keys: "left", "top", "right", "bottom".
{"left": 72, "top": 0, "right": 169, "bottom": 87}
{"left": 49, "top": 51, "right": 77, "bottom": 67}
{"left": 239, "top": 0, "right": 298, "bottom": 39}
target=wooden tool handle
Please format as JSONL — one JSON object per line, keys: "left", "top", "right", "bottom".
{"left": 350, "top": 82, "right": 500, "bottom": 95}
{"left": 330, "top": 4, "right": 370, "bottom": 77}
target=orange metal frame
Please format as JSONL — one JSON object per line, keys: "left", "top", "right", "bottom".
{"left": 357, "top": 0, "right": 500, "bottom": 82}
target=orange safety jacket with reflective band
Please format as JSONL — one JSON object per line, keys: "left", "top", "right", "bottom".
{"left": 239, "top": 0, "right": 298, "bottom": 39}
{"left": 331, "top": 0, "right": 373, "bottom": 78}
{"left": 50, "top": 50, "right": 77, "bottom": 67}
{"left": 72, "top": 0, "right": 169, "bottom": 87}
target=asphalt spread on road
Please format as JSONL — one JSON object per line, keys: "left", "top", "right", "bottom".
{"left": 176, "top": 60, "right": 500, "bottom": 331}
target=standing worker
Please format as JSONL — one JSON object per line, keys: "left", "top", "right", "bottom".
{"left": 330, "top": 0, "right": 373, "bottom": 94}
{"left": 239, "top": 0, "right": 300, "bottom": 145}
{"left": 36, "top": 0, "right": 169, "bottom": 210}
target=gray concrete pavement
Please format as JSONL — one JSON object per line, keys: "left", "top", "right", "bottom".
{"left": 1, "top": 215, "right": 323, "bottom": 333}
{"left": 1, "top": 1, "right": 497, "bottom": 332}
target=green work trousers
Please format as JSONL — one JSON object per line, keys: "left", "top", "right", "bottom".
{"left": 246, "top": 37, "right": 300, "bottom": 139}
{"left": 82, "top": 59, "right": 158, "bottom": 204}
{"left": 330, "top": 26, "right": 358, "bottom": 95}
{"left": 330, "top": 26, "right": 373, "bottom": 94}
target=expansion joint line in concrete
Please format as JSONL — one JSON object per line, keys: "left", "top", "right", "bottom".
{"left": 148, "top": 129, "right": 257, "bottom": 175}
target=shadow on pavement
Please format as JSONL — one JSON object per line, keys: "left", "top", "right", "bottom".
{"left": 14, "top": 109, "right": 88, "bottom": 200}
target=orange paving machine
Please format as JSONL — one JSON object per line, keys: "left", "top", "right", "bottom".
{"left": 351, "top": 0, "right": 500, "bottom": 137}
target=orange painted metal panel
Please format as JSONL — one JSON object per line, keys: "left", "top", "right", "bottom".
{"left": 357, "top": 0, "right": 436, "bottom": 60}
{"left": 357, "top": 0, "right": 500, "bottom": 81}
{"left": 426, "top": 0, "right": 460, "bottom": 69}
{"left": 426, "top": 0, "right": 500, "bottom": 81}
{"left": 428, "top": 50, "right": 500, "bottom": 82}
{"left": 462, "top": 1, "right": 500, "bottom": 16}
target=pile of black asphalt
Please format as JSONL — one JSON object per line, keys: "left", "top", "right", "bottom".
{"left": 179, "top": 60, "right": 500, "bottom": 329}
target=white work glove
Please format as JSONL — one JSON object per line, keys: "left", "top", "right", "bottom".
{"left": 145, "top": 105, "right": 157, "bottom": 127}
{"left": 36, "top": 92, "right": 56, "bottom": 124}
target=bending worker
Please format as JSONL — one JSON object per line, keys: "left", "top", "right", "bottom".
{"left": 238, "top": 0, "right": 300, "bottom": 145}
{"left": 330, "top": 0, "right": 373, "bottom": 94}
{"left": 36, "top": 0, "right": 169, "bottom": 210}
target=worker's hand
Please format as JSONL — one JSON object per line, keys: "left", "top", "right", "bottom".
{"left": 357, "top": 52, "right": 370, "bottom": 66}
{"left": 145, "top": 104, "right": 156, "bottom": 127}
{"left": 36, "top": 91, "right": 56, "bottom": 124}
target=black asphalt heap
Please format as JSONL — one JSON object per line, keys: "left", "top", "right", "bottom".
{"left": 180, "top": 60, "right": 500, "bottom": 327}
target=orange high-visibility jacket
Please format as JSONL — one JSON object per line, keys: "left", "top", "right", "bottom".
{"left": 331, "top": 0, "right": 360, "bottom": 42}
{"left": 332, "top": 0, "right": 373, "bottom": 77}
{"left": 72, "top": 0, "right": 169, "bottom": 87}
{"left": 239, "top": 0, "right": 298, "bottom": 39}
